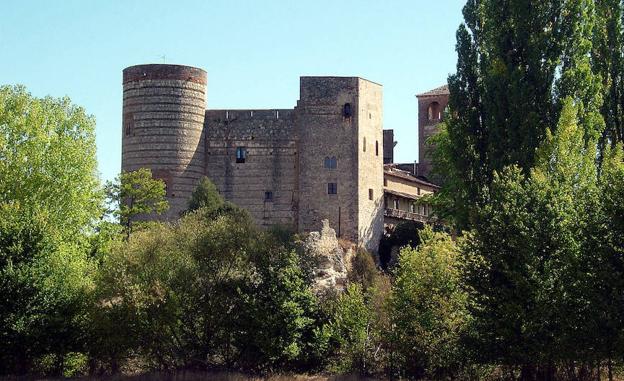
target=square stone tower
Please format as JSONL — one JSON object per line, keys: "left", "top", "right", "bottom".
{"left": 416, "top": 85, "right": 449, "bottom": 180}
{"left": 296, "top": 77, "right": 384, "bottom": 252}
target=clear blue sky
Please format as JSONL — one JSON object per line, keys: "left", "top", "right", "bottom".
{"left": 1, "top": 0, "right": 465, "bottom": 183}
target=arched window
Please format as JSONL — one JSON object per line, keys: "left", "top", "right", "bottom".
{"left": 428, "top": 102, "right": 441, "bottom": 121}
{"left": 324, "top": 156, "right": 331, "bottom": 168}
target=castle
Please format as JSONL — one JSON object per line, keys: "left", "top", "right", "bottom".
{"left": 121, "top": 64, "right": 446, "bottom": 252}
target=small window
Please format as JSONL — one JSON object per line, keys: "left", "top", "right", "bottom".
{"left": 328, "top": 183, "right": 338, "bottom": 195}
{"left": 375, "top": 141, "right": 379, "bottom": 156}
{"left": 264, "top": 191, "right": 273, "bottom": 202}
{"left": 369, "top": 189, "right": 374, "bottom": 200}
{"left": 343, "top": 103, "right": 352, "bottom": 118}
{"left": 410, "top": 203, "right": 416, "bottom": 213}
{"left": 417, "top": 187, "right": 421, "bottom": 195}
{"left": 123, "top": 112, "right": 134, "bottom": 136}
{"left": 236, "top": 147, "right": 246, "bottom": 163}
{"left": 363, "top": 137, "right": 366, "bottom": 152}
{"left": 324, "top": 156, "right": 337, "bottom": 169}
{"left": 393, "top": 199, "right": 399, "bottom": 209}
{"left": 383, "top": 178, "right": 388, "bottom": 187}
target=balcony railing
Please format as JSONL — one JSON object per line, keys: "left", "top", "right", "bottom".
{"left": 384, "top": 208, "right": 430, "bottom": 224}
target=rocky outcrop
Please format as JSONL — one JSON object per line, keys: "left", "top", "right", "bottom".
{"left": 303, "top": 219, "right": 354, "bottom": 294}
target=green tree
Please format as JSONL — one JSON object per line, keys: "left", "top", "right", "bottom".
{"left": 326, "top": 284, "right": 373, "bottom": 374}
{"left": 462, "top": 100, "right": 602, "bottom": 376}
{"left": 0, "top": 85, "right": 102, "bottom": 238}
{"left": 581, "top": 143, "right": 624, "bottom": 379}
{"left": 105, "top": 168, "right": 168, "bottom": 239}
{"left": 593, "top": 0, "right": 624, "bottom": 148}
{"left": 186, "top": 176, "right": 224, "bottom": 213}
{"left": 434, "top": 0, "right": 606, "bottom": 230}
{"left": 390, "top": 226, "right": 468, "bottom": 379}
{"left": 0, "top": 85, "right": 101, "bottom": 376}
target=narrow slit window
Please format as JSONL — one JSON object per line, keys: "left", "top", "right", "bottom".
{"left": 369, "top": 189, "right": 374, "bottom": 200}
{"left": 236, "top": 147, "right": 246, "bottom": 163}
{"left": 363, "top": 137, "right": 366, "bottom": 152}
{"left": 375, "top": 140, "right": 379, "bottom": 156}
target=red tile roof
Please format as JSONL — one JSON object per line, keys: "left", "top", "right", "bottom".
{"left": 416, "top": 84, "right": 449, "bottom": 97}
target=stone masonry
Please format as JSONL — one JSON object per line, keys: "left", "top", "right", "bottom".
{"left": 121, "top": 64, "right": 384, "bottom": 252}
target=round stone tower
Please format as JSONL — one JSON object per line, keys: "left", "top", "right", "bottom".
{"left": 122, "top": 64, "right": 207, "bottom": 219}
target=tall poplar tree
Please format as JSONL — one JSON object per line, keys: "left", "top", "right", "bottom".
{"left": 593, "top": 0, "right": 624, "bottom": 149}
{"left": 433, "top": 0, "right": 607, "bottom": 229}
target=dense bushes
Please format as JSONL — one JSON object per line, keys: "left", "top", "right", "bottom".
{"left": 90, "top": 204, "right": 325, "bottom": 373}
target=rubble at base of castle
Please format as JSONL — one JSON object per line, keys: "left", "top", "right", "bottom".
{"left": 303, "top": 219, "right": 354, "bottom": 295}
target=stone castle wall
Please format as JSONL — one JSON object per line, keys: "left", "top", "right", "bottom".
{"left": 356, "top": 79, "right": 384, "bottom": 252}
{"left": 204, "top": 109, "right": 298, "bottom": 227}
{"left": 121, "top": 65, "right": 385, "bottom": 251}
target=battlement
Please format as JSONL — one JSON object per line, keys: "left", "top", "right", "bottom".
{"left": 205, "top": 109, "right": 294, "bottom": 122}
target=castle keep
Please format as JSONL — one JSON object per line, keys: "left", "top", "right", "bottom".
{"left": 122, "top": 64, "right": 384, "bottom": 251}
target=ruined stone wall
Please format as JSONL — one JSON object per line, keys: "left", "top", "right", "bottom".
{"left": 122, "top": 64, "right": 207, "bottom": 219}
{"left": 356, "top": 79, "right": 384, "bottom": 253}
{"left": 296, "top": 77, "right": 359, "bottom": 242}
{"left": 204, "top": 109, "right": 298, "bottom": 227}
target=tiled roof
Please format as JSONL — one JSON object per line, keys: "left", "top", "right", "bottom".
{"left": 383, "top": 165, "right": 440, "bottom": 189}
{"left": 416, "top": 84, "right": 450, "bottom": 97}
{"left": 384, "top": 188, "right": 421, "bottom": 200}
